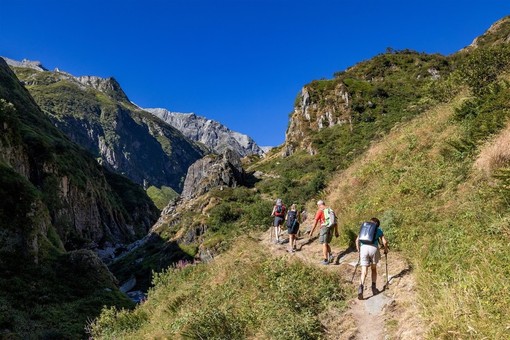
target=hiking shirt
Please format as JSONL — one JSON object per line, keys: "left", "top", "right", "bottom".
{"left": 360, "top": 228, "right": 384, "bottom": 247}
{"left": 314, "top": 208, "right": 325, "bottom": 226}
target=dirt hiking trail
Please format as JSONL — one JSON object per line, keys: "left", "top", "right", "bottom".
{"left": 262, "top": 229, "right": 425, "bottom": 339}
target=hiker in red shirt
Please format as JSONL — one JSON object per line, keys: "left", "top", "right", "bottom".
{"left": 309, "top": 200, "right": 339, "bottom": 265}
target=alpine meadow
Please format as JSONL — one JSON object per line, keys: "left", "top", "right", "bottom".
{"left": 1, "top": 12, "right": 510, "bottom": 340}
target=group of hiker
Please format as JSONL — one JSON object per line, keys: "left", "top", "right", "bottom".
{"left": 270, "top": 198, "right": 389, "bottom": 299}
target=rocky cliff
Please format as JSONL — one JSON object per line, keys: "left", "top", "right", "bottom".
{"left": 0, "top": 57, "right": 157, "bottom": 337}
{"left": 0, "top": 58, "right": 159, "bottom": 254}
{"left": 181, "top": 149, "right": 245, "bottom": 199}
{"left": 7, "top": 60, "right": 207, "bottom": 192}
{"left": 146, "top": 107, "right": 264, "bottom": 157}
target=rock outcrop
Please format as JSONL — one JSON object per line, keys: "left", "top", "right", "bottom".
{"left": 1, "top": 56, "right": 47, "bottom": 71}
{"left": 146, "top": 108, "right": 264, "bottom": 157}
{"left": 463, "top": 15, "right": 510, "bottom": 51}
{"left": 284, "top": 84, "right": 351, "bottom": 156}
{"left": 181, "top": 149, "right": 245, "bottom": 199}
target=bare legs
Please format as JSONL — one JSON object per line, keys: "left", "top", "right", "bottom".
{"left": 360, "top": 264, "right": 377, "bottom": 286}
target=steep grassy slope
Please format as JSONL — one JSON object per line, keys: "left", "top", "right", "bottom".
{"left": 323, "top": 92, "right": 510, "bottom": 337}
{"left": 94, "top": 84, "right": 510, "bottom": 339}
{"left": 90, "top": 237, "right": 346, "bottom": 339}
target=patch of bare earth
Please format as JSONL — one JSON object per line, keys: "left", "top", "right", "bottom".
{"left": 261, "top": 230, "right": 425, "bottom": 339}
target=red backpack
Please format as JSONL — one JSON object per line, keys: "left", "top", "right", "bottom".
{"left": 274, "top": 204, "right": 285, "bottom": 217}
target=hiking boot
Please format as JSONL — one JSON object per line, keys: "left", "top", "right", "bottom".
{"left": 328, "top": 252, "right": 334, "bottom": 263}
{"left": 357, "top": 284, "right": 364, "bottom": 300}
{"left": 320, "top": 259, "right": 329, "bottom": 265}
{"left": 371, "top": 283, "right": 379, "bottom": 295}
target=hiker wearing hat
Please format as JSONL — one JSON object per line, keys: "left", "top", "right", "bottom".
{"left": 309, "top": 200, "right": 339, "bottom": 265}
{"left": 271, "top": 198, "right": 286, "bottom": 244}
{"left": 355, "top": 217, "right": 389, "bottom": 299}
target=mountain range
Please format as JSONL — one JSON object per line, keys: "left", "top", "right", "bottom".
{"left": 7, "top": 62, "right": 207, "bottom": 192}
{"left": 4, "top": 58, "right": 267, "bottom": 193}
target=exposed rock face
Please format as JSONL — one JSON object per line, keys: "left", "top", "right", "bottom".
{"left": 284, "top": 83, "right": 351, "bottom": 156}
{"left": 181, "top": 149, "right": 245, "bottom": 199}
{"left": 75, "top": 75, "right": 130, "bottom": 102}
{"left": 5, "top": 59, "right": 207, "bottom": 191}
{"left": 146, "top": 108, "right": 265, "bottom": 157}
{"left": 1, "top": 56, "right": 47, "bottom": 71}
{"left": 0, "top": 58, "right": 159, "bottom": 258}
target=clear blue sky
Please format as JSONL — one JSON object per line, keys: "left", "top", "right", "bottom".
{"left": 1, "top": 1, "right": 510, "bottom": 146}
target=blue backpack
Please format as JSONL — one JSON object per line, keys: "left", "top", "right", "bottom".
{"left": 358, "top": 221, "right": 378, "bottom": 244}
{"left": 287, "top": 210, "right": 298, "bottom": 228}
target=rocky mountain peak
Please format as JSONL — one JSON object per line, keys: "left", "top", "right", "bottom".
{"left": 464, "top": 15, "right": 510, "bottom": 51}
{"left": 1, "top": 57, "right": 47, "bottom": 71}
{"left": 146, "top": 107, "right": 265, "bottom": 157}
{"left": 75, "top": 75, "right": 130, "bottom": 102}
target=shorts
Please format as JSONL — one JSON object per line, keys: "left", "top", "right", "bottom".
{"left": 360, "top": 245, "right": 381, "bottom": 266}
{"left": 273, "top": 217, "right": 284, "bottom": 227}
{"left": 287, "top": 222, "right": 300, "bottom": 235}
{"left": 319, "top": 226, "right": 332, "bottom": 244}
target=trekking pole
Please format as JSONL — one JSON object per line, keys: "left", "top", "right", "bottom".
{"left": 384, "top": 251, "right": 389, "bottom": 289}
{"left": 350, "top": 252, "right": 360, "bottom": 283}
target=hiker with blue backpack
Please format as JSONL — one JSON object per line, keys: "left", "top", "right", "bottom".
{"left": 355, "top": 217, "right": 389, "bottom": 299}
{"left": 271, "top": 198, "right": 286, "bottom": 244}
{"left": 285, "top": 204, "right": 300, "bottom": 252}
{"left": 309, "top": 200, "right": 339, "bottom": 265}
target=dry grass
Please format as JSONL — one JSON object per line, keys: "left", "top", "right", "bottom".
{"left": 474, "top": 121, "right": 510, "bottom": 174}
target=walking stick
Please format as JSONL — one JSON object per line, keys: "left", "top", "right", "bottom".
{"left": 384, "top": 251, "right": 389, "bottom": 289}
{"left": 350, "top": 252, "right": 360, "bottom": 283}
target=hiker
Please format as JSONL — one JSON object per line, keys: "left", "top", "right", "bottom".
{"left": 271, "top": 198, "right": 286, "bottom": 243}
{"left": 309, "top": 200, "right": 339, "bottom": 265}
{"left": 355, "top": 217, "right": 389, "bottom": 299}
{"left": 285, "top": 204, "right": 300, "bottom": 252}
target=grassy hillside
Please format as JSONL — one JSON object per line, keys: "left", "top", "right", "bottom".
{"left": 324, "top": 91, "right": 510, "bottom": 337}
{"left": 253, "top": 50, "right": 453, "bottom": 207}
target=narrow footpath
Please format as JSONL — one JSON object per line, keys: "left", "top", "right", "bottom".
{"left": 262, "top": 230, "right": 425, "bottom": 339}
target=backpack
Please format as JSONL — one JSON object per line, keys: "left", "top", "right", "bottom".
{"left": 274, "top": 205, "right": 285, "bottom": 217}
{"left": 287, "top": 210, "right": 298, "bottom": 228}
{"left": 323, "top": 208, "right": 337, "bottom": 228}
{"left": 358, "top": 221, "right": 378, "bottom": 245}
